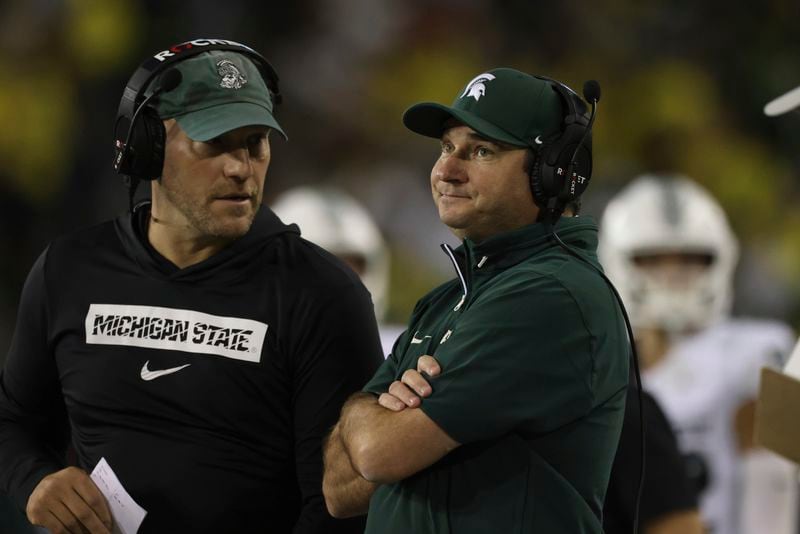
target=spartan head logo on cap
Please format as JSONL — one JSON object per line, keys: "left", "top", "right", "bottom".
{"left": 217, "top": 59, "right": 247, "bottom": 89}
{"left": 460, "top": 73, "right": 496, "bottom": 102}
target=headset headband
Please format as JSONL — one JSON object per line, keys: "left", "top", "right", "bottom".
{"left": 116, "top": 39, "right": 282, "bottom": 129}
{"left": 532, "top": 75, "right": 589, "bottom": 128}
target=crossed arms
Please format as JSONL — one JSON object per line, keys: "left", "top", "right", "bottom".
{"left": 322, "top": 356, "right": 459, "bottom": 517}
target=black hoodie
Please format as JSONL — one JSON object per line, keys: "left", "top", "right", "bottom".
{"left": 0, "top": 204, "right": 383, "bottom": 533}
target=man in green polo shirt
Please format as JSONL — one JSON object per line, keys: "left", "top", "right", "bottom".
{"left": 322, "top": 68, "right": 630, "bottom": 533}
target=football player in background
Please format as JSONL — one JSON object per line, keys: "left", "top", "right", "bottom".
{"left": 599, "top": 174, "right": 799, "bottom": 534}
{"left": 272, "top": 186, "right": 404, "bottom": 356}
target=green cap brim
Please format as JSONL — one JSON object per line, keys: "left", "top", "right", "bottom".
{"left": 175, "top": 101, "right": 287, "bottom": 142}
{"left": 403, "top": 103, "right": 529, "bottom": 147}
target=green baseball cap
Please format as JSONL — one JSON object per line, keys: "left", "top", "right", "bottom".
{"left": 403, "top": 68, "right": 563, "bottom": 147}
{"left": 154, "top": 50, "right": 286, "bottom": 141}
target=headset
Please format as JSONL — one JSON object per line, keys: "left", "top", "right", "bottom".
{"left": 528, "top": 76, "right": 596, "bottom": 226}
{"left": 113, "top": 39, "right": 282, "bottom": 210}
{"left": 531, "top": 77, "right": 647, "bottom": 534}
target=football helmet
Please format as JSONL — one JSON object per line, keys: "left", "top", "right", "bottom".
{"left": 598, "top": 174, "right": 739, "bottom": 332}
{"left": 272, "top": 186, "right": 390, "bottom": 321}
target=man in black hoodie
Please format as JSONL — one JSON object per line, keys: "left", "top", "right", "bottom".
{"left": 0, "top": 40, "right": 383, "bottom": 533}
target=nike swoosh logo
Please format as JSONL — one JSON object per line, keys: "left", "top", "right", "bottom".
{"left": 140, "top": 360, "right": 191, "bottom": 381}
{"left": 410, "top": 332, "right": 432, "bottom": 345}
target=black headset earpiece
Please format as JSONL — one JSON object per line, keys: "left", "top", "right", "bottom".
{"left": 528, "top": 77, "right": 593, "bottom": 225}
{"left": 120, "top": 106, "right": 167, "bottom": 181}
{"left": 113, "top": 39, "right": 282, "bottom": 188}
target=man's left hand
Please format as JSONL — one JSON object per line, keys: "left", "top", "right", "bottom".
{"left": 378, "top": 355, "right": 441, "bottom": 412}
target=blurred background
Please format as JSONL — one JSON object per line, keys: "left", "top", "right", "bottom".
{"left": 1, "top": 0, "right": 800, "bottom": 360}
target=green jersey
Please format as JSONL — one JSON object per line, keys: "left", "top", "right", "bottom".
{"left": 364, "top": 217, "right": 629, "bottom": 533}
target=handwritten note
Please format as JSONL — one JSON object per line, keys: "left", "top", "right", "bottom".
{"left": 90, "top": 457, "right": 147, "bottom": 534}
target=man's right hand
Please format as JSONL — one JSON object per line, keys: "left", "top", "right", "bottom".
{"left": 378, "top": 355, "right": 441, "bottom": 412}
{"left": 26, "top": 466, "right": 113, "bottom": 534}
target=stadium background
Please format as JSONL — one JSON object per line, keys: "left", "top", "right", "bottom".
{"left": 1, "top": 0, "right": 799, "bottom": 363}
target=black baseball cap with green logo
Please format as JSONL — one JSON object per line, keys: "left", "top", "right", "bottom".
{"left": 154, "top": 50, "right": 286, "bottom": 141}
{"left": 403, "top": 68, "right": 563, "bottom": 147}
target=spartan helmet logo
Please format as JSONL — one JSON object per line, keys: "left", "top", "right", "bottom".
{"left": 217, "top": 59, "right": 248, "bottom": 89}
{"left": 460, "top": 73, "right": 496, "bottom": 102}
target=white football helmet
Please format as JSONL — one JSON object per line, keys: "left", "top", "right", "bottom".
{"left": 598, "top": 174, "right": 739, "bottom": 332}
{"left": 271, "top": 186, "right": 390, "bottom": 321}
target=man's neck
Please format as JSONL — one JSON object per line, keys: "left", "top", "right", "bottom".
{"left": 146, "top": 214, "right": 231, "bottom": 269}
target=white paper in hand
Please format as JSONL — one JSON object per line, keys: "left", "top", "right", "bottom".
{"left": 90, "top": 457, "right": 147, "bottom": 534}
